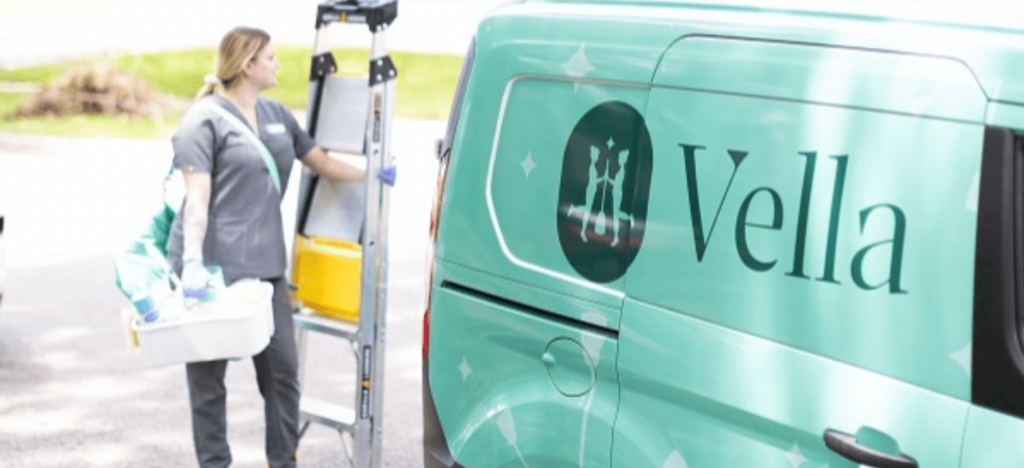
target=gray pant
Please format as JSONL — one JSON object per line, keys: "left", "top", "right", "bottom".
{"left": 186, "top": 277, "right": 300, "bottom": 468}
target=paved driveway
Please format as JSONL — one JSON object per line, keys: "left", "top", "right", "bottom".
{"left": 0, "top": 116, "right": 444, "bottom": 467}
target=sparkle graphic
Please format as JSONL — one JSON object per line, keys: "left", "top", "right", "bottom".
{"left": 498, "top": 409, "right": 517, "bottom": 446}
{"left": 521, "top": 153, "right": 537, "bottom": 179}
{"left": 560, "top": 44, "right": 594, "bottom": 92}
{"left": 661, "top": 450, "right": 689, "bottom": 468}
{"left": 785, "top": 443, "right": 807, "bottom": 468}
{"left": 950, "top": 343, "right": 971, "bottom": 377}
{"left": 606, "top": 137, "right": 615, "bottom": 149}
{"left": 498, "top": 409, "right": 530, "bottom": 468}
{"left": 908, "top": 87, "right": 942, "bottom": 116}
{"left": 966, "top": 172, "right": 980, "bottom": 212}
{"left": 578, "top": 311, "right": 608, "bottom": 468}
{"left": 580, "top": 311, "right": 608, "bottom": 367}
{"left": 458, "top": 357, "right": 472, "bottom": 381}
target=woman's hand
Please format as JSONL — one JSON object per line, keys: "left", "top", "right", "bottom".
{"left": 181, "top": 258, "right": 213, "bottom": 307}
{"left": 378, "top": 164, "right": 397, "bottom": 186}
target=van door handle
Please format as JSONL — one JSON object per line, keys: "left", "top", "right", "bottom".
{"left": 823, "top": 429, "right": 917, "bottom": 468}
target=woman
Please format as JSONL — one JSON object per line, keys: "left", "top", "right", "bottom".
{"left": 167, "top": 26, "right": 388, "bottom": 468}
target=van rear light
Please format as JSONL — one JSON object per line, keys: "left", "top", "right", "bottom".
{"left": 423, "top": 304, "right": 431, "bottom": 359}
{"left": 424, "top": 151, "right": 450, "bottom": 361}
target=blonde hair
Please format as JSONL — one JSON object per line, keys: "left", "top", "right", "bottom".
{"left": 195, "top": 27, "right": 271, "bottom": 99}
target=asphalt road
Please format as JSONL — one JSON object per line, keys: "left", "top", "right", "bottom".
{"left": 0, "top": 117, "right": 444, "bottom": 467}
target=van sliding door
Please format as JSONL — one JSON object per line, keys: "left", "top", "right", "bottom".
{"left": 614, "top": 37, "right": 985, "bottom": 468}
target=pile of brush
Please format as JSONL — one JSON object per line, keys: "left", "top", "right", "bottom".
{"left": 11, "top": 62, "right": 179, "bottom": 120}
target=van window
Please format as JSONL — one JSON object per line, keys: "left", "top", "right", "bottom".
{"left": 441, "top": 76, "right": 649, "bottom": 310}
{"left": 972, "top": 127, "right": 1024, "bottom": 419}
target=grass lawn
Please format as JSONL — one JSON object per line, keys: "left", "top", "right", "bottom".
{"left": 0, "top": 93, "right": 22, "bottom": 116}
{"left": 0, "top": 46, "right": 463, "bottom": 138}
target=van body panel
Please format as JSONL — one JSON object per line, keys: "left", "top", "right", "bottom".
{"left": 476, "top": 3, "right": 677, "bottom": 85}
{"left": 427, "top": 263, "right": 620, "bottom": 467}
{"left": 520, "top": 0, "right": 1024, "bottom": 105}
{"left": 534, "top": 0, "right": 1024, "bottom": 36}
{"left": 628, "top": 87, "right": 980, "bottom": 398}
{"left": 438, "top": 20, "right": 658, "bottom": 309}
{"left": 961, "top": 406, "right": 1024, "bottom": 466}
{"left": 613, "top": 298, "right": 970, "bottom": 467}
{"left": 436, "top": 260, "right": 622, "bottom": 332}
{"left": 985, "top": 102, "right": 1024, "bottom": 130}
{"left": 426, "top": 1, "right": 1024, "bottom": 466}
{"left": 655, "top": 36, "right": 987, "bottom": 122}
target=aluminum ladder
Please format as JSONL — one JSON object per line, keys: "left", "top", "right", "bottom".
{"left": 291, "top": 1, "right": 398, "bottom": 467}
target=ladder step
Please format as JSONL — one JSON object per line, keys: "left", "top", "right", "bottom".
{"left": 294, "top": 309, "right": 360, "bottom": 341}
{"left": 300, "top": 396, "right": 356, "bottom": 433}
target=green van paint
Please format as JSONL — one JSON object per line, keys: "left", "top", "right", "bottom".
{"left": 634, "top": 87, "right": 979, "bottom": 397}
{"left": 429, "top": 261, "right": 621, "bottom": 468}
{"left": 425, "top": 1, "right": 1024, "bottom": 467}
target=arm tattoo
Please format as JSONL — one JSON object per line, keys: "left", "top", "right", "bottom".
{"left": 182, "top": 174, "right": 211, "bottom": 262}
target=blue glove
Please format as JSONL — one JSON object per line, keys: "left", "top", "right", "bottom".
{"left": 181, "top": 258, "right": 212, "bottom": 307}
{"left": 378, "top": 164, "right": 397, "bottom": 186}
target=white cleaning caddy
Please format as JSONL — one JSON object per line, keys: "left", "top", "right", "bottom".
{"left": 131, "top": 279, "right": 275, "bottom": 367}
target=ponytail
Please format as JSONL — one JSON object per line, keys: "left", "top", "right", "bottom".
{"left": 195, "top": 74, "right": 221, "bottom": 100}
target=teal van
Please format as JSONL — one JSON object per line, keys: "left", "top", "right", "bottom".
{"left": 423, "top": 1, "right": 1024, "bottom": 466}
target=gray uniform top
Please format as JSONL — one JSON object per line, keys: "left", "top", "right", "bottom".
{"left": 167, "top": 94, "right": 317, "bottom": 282}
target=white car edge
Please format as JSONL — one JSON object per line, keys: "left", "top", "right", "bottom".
{"left": 0, "top": 201, "right": 6, "bottom": 309}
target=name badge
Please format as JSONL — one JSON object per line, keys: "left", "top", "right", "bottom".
{"left": 265, "top": 123, "right": 287, "bottom": 135}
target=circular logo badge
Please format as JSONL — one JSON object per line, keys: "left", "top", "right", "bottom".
{"left": 557, "top": 101, "right": 652, "bottom": 283}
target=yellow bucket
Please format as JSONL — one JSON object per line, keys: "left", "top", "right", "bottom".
{"left": 292, "top": 236, "right": 362, "bottom": 322}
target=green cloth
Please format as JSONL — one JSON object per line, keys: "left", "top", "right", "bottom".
{"left": 114, "top": 181, "right": 177, "bottom": 305}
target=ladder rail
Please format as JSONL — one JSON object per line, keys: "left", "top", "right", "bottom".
{"left": 353, "top": 27, "right": 396, "bottom": 467}
{"left": 295, "top": 23, "right": 335, "bottom": 237}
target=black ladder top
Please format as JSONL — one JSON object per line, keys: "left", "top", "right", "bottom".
{"left": 316, "top": 0, "right": 398, "bottom": 31}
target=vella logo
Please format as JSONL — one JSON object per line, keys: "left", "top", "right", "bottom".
{"left": 680, "top": 144, "right": 908, "bottom": 294}
{"left": 557, "top": 103, "right": 907, "bottom": 294}
{"left": 558, "top": 102, "right": 653, "bottom": 283}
